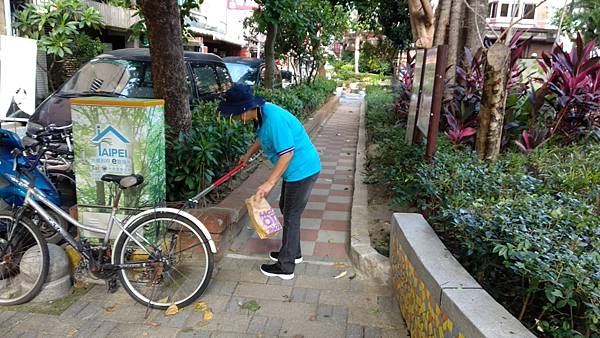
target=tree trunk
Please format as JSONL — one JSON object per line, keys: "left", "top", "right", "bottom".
{"left": 447, "top": 0, "right": 466, "bottom": 87}
{"left": 465, "top": 0, "right": 488, "bottom": 52}
{"left": 476, "top": 43, "right": 510, "bottom": 161}
{"left": 434, "top": 0, "right": 452, "bottom": 46}
{"left": 264, "top": 23, "right": 278, "bottom": 89}
{"left": 408, "top": 0, "right": 435, "bottom": 48}
{"left": 354, "top": 32, "right": 360, "bottom": 74}
{"left": 139, "top": 0, "right": 191, "bottom": 132}
{"left": 0, "top": 0, "right": 5, "bottom": 36}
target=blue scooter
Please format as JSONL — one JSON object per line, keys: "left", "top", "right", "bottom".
{"left": 0, "top": 127, "right": 66, "bottom": 242}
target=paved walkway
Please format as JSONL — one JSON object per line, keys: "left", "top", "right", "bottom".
{"left": 0, "top": 96, "right": 409, "bottom": 338}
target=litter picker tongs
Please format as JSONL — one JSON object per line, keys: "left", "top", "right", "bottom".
{"left": 185, "top": 152, "right": 262, "bottom": 208}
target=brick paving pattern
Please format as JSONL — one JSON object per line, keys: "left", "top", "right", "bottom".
{"left": 0, "top": 97, "right": 409, "bottom": 337}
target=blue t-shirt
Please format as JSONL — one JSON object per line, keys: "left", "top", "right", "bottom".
{"left": 257, "top": 103, "right": 321, "bottom": 182}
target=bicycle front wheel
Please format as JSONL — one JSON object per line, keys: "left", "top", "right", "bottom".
{"left": 0, "top": 211, "right": 49, "bottom": 305}
{"left": 113, "top": 211, "right": 213, "bottom": 309}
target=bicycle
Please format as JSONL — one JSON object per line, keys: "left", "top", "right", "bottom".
{"left": 0, "top": 147, "right": 217, "bottom": 309}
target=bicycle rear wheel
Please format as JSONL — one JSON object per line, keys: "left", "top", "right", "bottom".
{"left": 0, "top": 211, "right": 49, "bottom": 305}
{"left": 113, "top": 211, "right": 213, "bottom": 309}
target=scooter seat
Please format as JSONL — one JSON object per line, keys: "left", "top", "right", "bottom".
{"left": 100, "top": 174, "right": 144, "bottom": 189}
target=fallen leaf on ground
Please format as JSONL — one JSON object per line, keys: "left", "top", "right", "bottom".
{"left": 73, "top": 280, "right": 89, "bottom": 289}
{"left": 203, "top": 309, "right": 214, "bottom": 321}
{"left": 369, "top": 308, "right": 382, "bottom": 316}
{"left": 194, "top": 301, "right": 208, "bottom": 312}
{"left": 103, "top": 304, "right": 117, "bottom": 313}
{"left": 146, "top": 322, "right": 161, "bottom": 327}
{"left": 67, "top": 329, "right": 78, "bottom": 337}
{"left": 308, "top": 314, "right": 317, "bottom": 321}
{"left": 349, "top": 273, "right": 357, "bottom": 280}
{"left": 256, "top": 332, "right": 264, "bottom": 338}
{"left": 165, "top": 304, "right": 179, "bottom": 316}
{"left": 239, "top": 300, "right": 261, "bottom": 312}
{"left": 143, "top": 332, "right": 149, "bottom": 336}
{"left": 334, "top": 271, "right": 347, "bottom": 279}
{"left": 333, "top": 262, "right": 348, "bottom": 269}
{"left": 158, "top": 296, "right": 169, "bottom": 303}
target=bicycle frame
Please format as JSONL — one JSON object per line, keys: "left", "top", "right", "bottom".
{"left": 15, "top": 175, "right": 156, "bottom": 262}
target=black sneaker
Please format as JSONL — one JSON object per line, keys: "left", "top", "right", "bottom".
{"left": 269, "top": 251, "right": 303, "bottom": 264}
{"left": 260, "top": 263, "right": 295, "bottom": 280}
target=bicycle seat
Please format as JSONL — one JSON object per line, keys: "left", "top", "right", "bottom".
{"left": 101, "top": 174, "right": 144, "bottom": 189}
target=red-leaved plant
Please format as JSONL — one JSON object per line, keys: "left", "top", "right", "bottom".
{"left": 446, "top": 111, "right": 477, "bottom": 145}
{"left": 514, "top": 126, "right": 548, "bottom": 153}
{"left": 394, "top": 52, "right": 415, "bottom": 123}
{"left": 537, "top": 33, "right": 600, "bottom": 142}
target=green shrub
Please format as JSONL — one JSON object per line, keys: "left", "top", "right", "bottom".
{"left": 359, "top": 41, "right": 393, "bottom": 75}
{"left": 366, "top": 84, "right": 600, "bottom": 336}
{"left": 255, "top": 79, "right": 336, "bottom": 120}
{"left": 254, "top": 87, "right": 305, "bottom": 118}
{"left": 166, "top": 101, "right": 254, "bottom": 202}
{"left": 365, "top": 86, "right": 428, "bottom": 207}
{"left": 417, "top": 144, "right": 600, "bottom": 336}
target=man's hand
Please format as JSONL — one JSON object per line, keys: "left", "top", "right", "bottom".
{"left": 256, "top": 181, "right": 275, "bottom": 199}
{"left": 238, "top": 153, "right": 251, "bottom": 167}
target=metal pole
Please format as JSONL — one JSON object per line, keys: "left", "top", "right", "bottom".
{"left": 3, "top": 0, "right": 11, "bottom": 36}
{"left": 426, "top": 45, "right": 449, "bottom": 162}
{"left": 411, "top": 49, "right": 428, "bottom": 144}
{"left": 256, "top": 40, "right": 261, "bottom": 59}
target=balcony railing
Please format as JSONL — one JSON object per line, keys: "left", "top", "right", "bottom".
{"left": 84, "top": 1, "right": 140, "bottom": 30}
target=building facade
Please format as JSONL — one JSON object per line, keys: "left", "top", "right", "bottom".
{"left": 184, "top": 0, "right": 255, "bottom": 57}
{"left": 486, "top": 0, "right": 559, "bottom": 57}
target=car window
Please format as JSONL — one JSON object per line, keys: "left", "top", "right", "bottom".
{"left": 59, "top": 59, "right": 155, "bottom": 98}
{"left": 215, "top": 65, "right": 233, "bottom": 92}
{"left": 191, "top": 63, "right": 220, "bottom": 95}
{"left": 259, "top": 65, "right": 282, "bottom": 87}
{"left": 225, "top": 62, "right": 258, "bottom": 85}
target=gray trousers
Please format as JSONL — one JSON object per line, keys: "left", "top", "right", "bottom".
{"left": 277, "top": 172, "right": 319, "bottom": 273}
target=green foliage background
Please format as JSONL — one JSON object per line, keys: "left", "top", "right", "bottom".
{"left": 365, "top": 86, "right": 600, "bottom": 336}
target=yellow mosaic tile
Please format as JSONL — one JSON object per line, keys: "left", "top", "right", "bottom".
{"left": 390, "top": 235, "right": 465, "bottom": 338}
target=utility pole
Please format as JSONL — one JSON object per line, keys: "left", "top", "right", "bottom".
{"left": 1, "top": 0, "right": 11, "bottom": 36}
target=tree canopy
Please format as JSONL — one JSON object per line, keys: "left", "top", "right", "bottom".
{"left": 331, "top": 0, "right": 413, "bottom": 49}
{"left": 245, "top": 0, "right": 348, "bottom": 82}
{"left": 555, "top": 0, "right": 600, "bottom": 44}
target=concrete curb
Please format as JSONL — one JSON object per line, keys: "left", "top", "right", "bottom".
{"left": 348, "top": 97, "right": 391, "bottom": 284}
{"left": 391, "top": 213, "right": 535, "bottom": 337}
{"left": 189, "top": 95, "right": 340, "bottom": 259}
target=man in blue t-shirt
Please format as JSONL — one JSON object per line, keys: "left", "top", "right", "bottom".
{"left": 219, "top": 84, "right": 320, "bottom": 280}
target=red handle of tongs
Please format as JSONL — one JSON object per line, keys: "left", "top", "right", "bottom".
{"left": 188, "top": 153, "right": 260, "bottom": 204}
{"left": 212, "top": 163, "right": 245, "bottom": 187}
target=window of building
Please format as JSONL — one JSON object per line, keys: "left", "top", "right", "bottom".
{"left": 488, "top": 2, "right": 498, "bottom": 17}
{"left": 523, "top": 4, "right": 535, "bottom": 19}
{"left": 511, "top": 4, "right": 520, "bottom": 17}
{"left": 500, "top": 3, "right": 509, "bottom": 17}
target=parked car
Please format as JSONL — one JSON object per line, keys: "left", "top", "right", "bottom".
{"left": 223, "top": 57, "right": 283, "bottom": 88}
{"left": 26, "top": 48, "right": 233, "bottom": 133}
